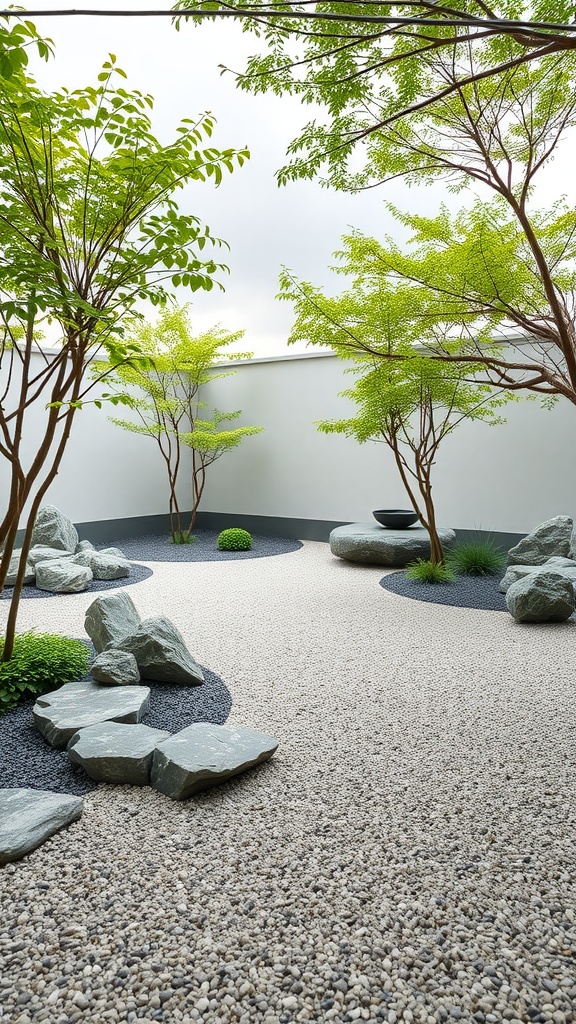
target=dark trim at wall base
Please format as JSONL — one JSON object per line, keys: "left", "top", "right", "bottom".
{"left": 18, "top": 511, "right": 524, "bottom": 549}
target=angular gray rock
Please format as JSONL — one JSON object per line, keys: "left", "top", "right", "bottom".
{"left": 111, "top": 616, "right": 204, "bottom": 685}
{"left": 151, "top": 723, "right": 279, "bottom": 800}
{"left": 75, "top": 539, "right": 95, "bottom": 553}
{"left": 506, "top": 571, "right": 575, "bottom": 623}
{"left": 98, "top": 547, "right": 128, "bottom": 560}
{"left": 31, "top": 505, "right": 79, "bottom": 552}
{"left": 35, "top": 559, "right": 93, "bottom": 594}
{"left": 68, "top": 723, "right": 170, "bottom": 786}
{"left": 4, "top": 549, "right": 35, "bottom": 587}
{"left": 74, "top": 549, "right": 131, "bottom": 580}
{"left": 84, "top": 592, "right": 141, "bottom": 653}
{"left": 33, "top": 680, "right": 150, "bottom": 749}
{"left": 28, "top": 545, "right": 74, "bottom": 567}
{"left": 329, "top": 523, "right": 456, "bottom": 566}
{"left": 507, "top": 516, "right": 574, "bottom": 566}
{"left": 500, "top": 560, "right": 576, "bottom": 593}
{"left": 0, "top": 788, "right": 83, "bottom": 865}
{"left": 91, "top": 649, "right": 140, "bottom": 686}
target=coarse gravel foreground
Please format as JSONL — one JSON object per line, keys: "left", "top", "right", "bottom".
{"left": 1, "top": 541, "right": 576, "bottom": 1024}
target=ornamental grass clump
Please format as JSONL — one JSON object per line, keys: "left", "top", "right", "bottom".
{"left": 217, "top": 528, "right": 252, "bottom": 551}
{"left": 405, "top": 559, "right": 455, "bottom": 584}
{"left": 446, "top": 537, "right": 506, "bottom": 576}
{"left": 0, "top": 631, "right": 89, "bottom": 712}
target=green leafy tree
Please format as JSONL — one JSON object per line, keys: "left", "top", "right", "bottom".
{"left": 177, "top": 4, "right": 576, "bottom": 410}
{"left": 97, "top": 306, "right": 263, "bottom": 543}
{"left": 0, "top": 32, "right": 248, "bottom": 659}
{"left": 280, "top": 237, "right": 508, "bottom": 563}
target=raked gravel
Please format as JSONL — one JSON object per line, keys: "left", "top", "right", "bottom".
{"left": 1, "top": 541, "right": 576, "bottom": 1024}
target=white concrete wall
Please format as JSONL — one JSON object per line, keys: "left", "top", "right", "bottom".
{"left": 1, "top": 348, "right": 575, "bottom": 534}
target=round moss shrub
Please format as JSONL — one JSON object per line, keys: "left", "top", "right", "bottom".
{"left": 217, "top": 528, "right": 253, "bottom": 552}
{"left": 0, "top": 631, "right": 89, "bottom": 713}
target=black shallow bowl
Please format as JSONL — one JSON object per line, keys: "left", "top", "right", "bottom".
{"left": 373, "top": 509, "right": 420, "bottom": 529}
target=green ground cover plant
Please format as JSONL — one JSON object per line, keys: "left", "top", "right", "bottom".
{"left": 0, "top": 632, "right": 89, "bottom": 712}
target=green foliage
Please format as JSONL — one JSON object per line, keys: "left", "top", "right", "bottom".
{"left": 446, "top": 537, "right": 506, "bottom": 576}
{"left": 405, "top": 559, "right": 455, "bottom": 584}
{"left": 217, "top": 528, "right": 253, "bottom": 551}
{"left": 96, "top": 306, "right": 262, "bottom": 542}
{"left": 171, "top": 531, "right": 197, "bottom": 545}
{"left": 0, "top": 632, "right": 89, "bottom": 712}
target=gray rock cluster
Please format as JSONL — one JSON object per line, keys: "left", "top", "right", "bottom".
{"left": 504, "top": 516, "right": 576, "bottom": 623}
{"left": 5, "top": 505, "right": 132, "bottom": 593}
{"left": 7, "top": 592, "right": 279, "bottom": 863}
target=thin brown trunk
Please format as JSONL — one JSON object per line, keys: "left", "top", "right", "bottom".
{"left": 188, "top": 453, "right": 206, "bottom": 536}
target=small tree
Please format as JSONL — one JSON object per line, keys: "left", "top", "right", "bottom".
{"left": 98, "top": 306, "right": 263, "bottom": 543}
{"left": 0, "top": 34, "right": 248, "bottom": 659}
{"left": 280, "top": 241, "right": 508, "bottom": 564}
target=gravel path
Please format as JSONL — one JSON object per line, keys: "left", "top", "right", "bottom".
{"left": 1, "top": 543, "right": 576, "bottom": 1024}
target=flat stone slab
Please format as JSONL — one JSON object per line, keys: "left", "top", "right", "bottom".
{"left": 68, "top": 723, "right": 170, "bottom": 786}
{"left": 0, "top": 788, "right": 83, "bottom": 864}
{"left": 33, "top": 681, "right": 150, "bottom": 750}
{"left": 329, "top": 523, "right": 456, "bottom": 566}
{"left": 151, "top": 723, "right": 279, "bottom": 800}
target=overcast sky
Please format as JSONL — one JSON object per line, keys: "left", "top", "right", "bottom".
{"left": 24, "top": 0, "right": 575, "bottom": 356}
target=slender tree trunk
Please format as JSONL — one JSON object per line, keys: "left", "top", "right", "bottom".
{"left": 188, "top": 452, "right": 206, "bottom": 536}
{"left": 389, "top": 439, "right": 444, "bottom": 565}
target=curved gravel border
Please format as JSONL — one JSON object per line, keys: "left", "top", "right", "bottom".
{"left": 0, "top": 658, "right": 232, "bottom": 795}
{"left": 107, "top": 530, "right": 303, "bottom": 562}
{"left": 379, "top": 570, "right": 509, "bottom": 610}
{"left": 0, "top": 562, "right": 153, "bottom": 601}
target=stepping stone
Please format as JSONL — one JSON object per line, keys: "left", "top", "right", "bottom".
{"left": 85, "top": 592, "right": 141, "bottom": 653}
{"left": 91, "top": 649, "right": 140, "bottom": 686}
{"left": 111, "top": 616, "right": 204, "bottom": 685}
{"left": 329, "top": 523, "right": 456, "bottom": 566}
{"left": 33, "top": 681, "right": 150, "bottom": 750}
{"left": 151, "top": 723, "right": 279, "bottom": 800}
{"left": 31, "top": 505, "right": 79, "bottom": 553}
{"left": 68, "top": 723, "right": 171, "bottom": 786}
{"left": 0, "top": 788, "right": 83, "bottom": 865}
{"left": 506, "top": 571, "right": 575, "bottom": 623}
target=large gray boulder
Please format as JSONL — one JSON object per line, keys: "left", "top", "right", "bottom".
{"left": 4, "top": 549, "right": 35, "bottom": 586}
{"left": 90, "top": 649, "right": 140, "bottom": 687}
{"left": 110, "top": 616, "right": 204, "bottom": 685}
{"left": 499, "top": 558, "right": 576, "bottom": 594}
{"left": 329, "top": 523, "right": 456, "bottom": 566}
{"left": 31, "top": 505, "right": 78, "bottom": 553}
{"left": 85, "top": 592, "right": 141, "bottom": 653}
{"left": 33, "top": 680, "right": 150, "bottom": 749}
{"left": 68, "top": 723, "right": 170, "bottom": 786}
{"left": 506, "top": 571, "right": 575, "bottom": 623}
{"left": 151, "top": 724, "right": 279, "bottom": 800}
{"left": 35, "top": 559, "right": 93, "bottom": 594}
{"left": 0, "top": 788, "right": 83, "bottom": 865}
{"left": 74, "top": 549, "right": 131, "bottom": 580}
{"left": 507, "top": 516, "right": 573, "bottom": 566}
{"left": 75, "top": 539, "right": 95, "bottom": 554}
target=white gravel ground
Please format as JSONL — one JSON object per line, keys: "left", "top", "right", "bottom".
{"left": 1, "top": 541, "right": 576, "bottom": 1024}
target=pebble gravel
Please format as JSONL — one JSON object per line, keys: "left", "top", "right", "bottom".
{"left": 0, "top": 563, "right": 154, "bottom": 601}
{"left": 1, "top": 542, "right": 575, "bottom": 1024}
{"left": 379, "top": 572, "right": 508, "bottom": 612}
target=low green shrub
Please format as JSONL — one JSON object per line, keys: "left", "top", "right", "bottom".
{"left": 405, "top": 559, "right": 455, "bottom": 584}
{"left": 0, "top": 632, "right": 89, "bottom": 713}
{"left": 446, "top": 537, "right": 506, "bottom": 576}
{"left": 217, "top": 528, "right": 253, "bottom": 551}
{"left": 171, "top": 531, "right": 197, "bottom": 545}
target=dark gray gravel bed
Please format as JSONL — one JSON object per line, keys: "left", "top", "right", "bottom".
{"left": 0, "top": 655, "right": 232, "bottom": 795}
{"left": 0, "top": 562, "right": 153, "bottom": 601}
{"left": 380, "top": 570, "right": 509, "bottom": 611}
{"left": 106, "top": 530, "right": 303, "bottom": 562}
